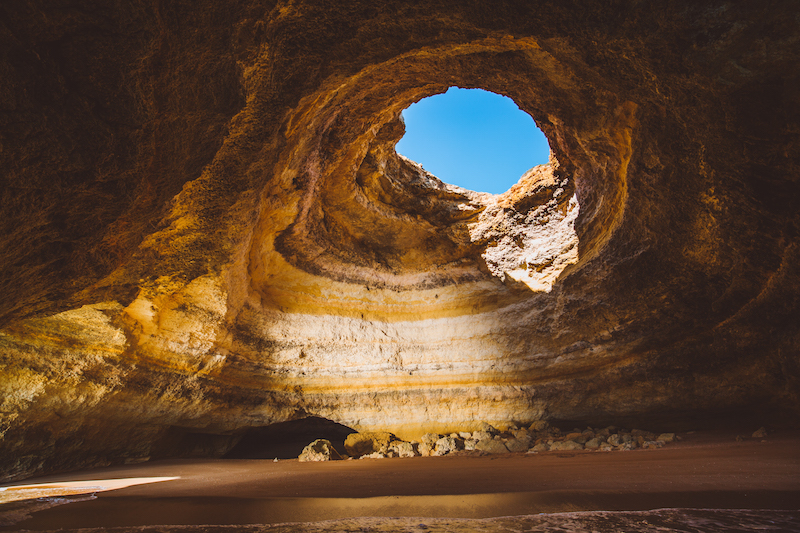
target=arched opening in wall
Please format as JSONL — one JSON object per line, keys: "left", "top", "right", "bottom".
{"left": 396, "top": 87, "right": 551, "bottom": 194}
{"left": 224, "top": 417, "right": 355, "bottom": 459}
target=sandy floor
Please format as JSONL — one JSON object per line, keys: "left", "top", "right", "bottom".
{"left": 1, "top": 432, "right": 798, "bottom": 530}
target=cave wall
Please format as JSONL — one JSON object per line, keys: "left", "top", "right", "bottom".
{"left": 1, "top": 0, "right": 799, "bottom": 480}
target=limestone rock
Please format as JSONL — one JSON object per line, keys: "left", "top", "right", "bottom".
{"left": 564, "top": 433, "right": 588, "bottom": 444}
{"left": 584, "top": 438, "right": 603, "bottom": 450}
{"left": 389, "top": 441, "right": 418, "bottom": 458}
{"left": 417, "top": 442, "right": 434, "bottom": 457}
{"left": 529, "top": 421, "right": 549, "bottom": 432}
{"left": 433, "top": 436, "right": 462, "bottom": 456}
{"left": 472, "top": 430, "right": 493, "bottom": 442}
{"left": 298, "top": 439, "right": 342, "bottom": 462}
{"left": 478, "top": 422, "right": 499, "bottom": 436}
{"left": 475, "top": 439, "right": 509, "bottom": 454}
{"left": 421, "top": 433, "right": 442, "bottom": 448}
{"left": 505, "top": 437, "right": 532, "bottom": 452}
{"left": 550, "top": 441, "right": 584, "bottom": 451}
{"left": 344, "top": 432, "right": 395, "bottom": 457}
{"left": 360, "top": 452, "right": 386, "bottom": 459}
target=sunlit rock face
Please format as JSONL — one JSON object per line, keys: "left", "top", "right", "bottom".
{"left": 1, "top": 1, "right": 799, "bottom": 480}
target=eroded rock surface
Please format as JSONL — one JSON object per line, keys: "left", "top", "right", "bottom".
{"left": 1, "top": 1, "right": 799, "bottom": 480}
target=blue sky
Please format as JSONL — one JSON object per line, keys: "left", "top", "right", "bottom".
{"left": 396, "top": 87, "right": 550, "bottom": 194}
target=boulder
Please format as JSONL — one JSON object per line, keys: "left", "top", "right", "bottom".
{"left": 505, "top": 436, "right": 532, "bottom": 452}
{"left": 298, "top": 439, "right": 342, "bottom": 462}
{"left": 344, "top": 431, "right": 395, "bottom": 457}
{"left": 433, "top": 436, "right": 462, "bottom": 456}
{"left": 595, "top": 428, "right": 611, "bottom": 438}
{"left": 529, "top": 420, "right": 549, "bottom": 432}
{"left": 584, "top": 437, "right": 603, "bottom": 450}
{"left": 417, "top": 442, "right": 434, "bottom": 457}
{"left": 359, "top": 452, "right": 386, "bottom": 459}
{"left": 390, "top": 441, "right": 418, "bottom": 458}
{"left": 475, "top": 438, "right": 509, "bottom": 454}
{"left": 478, "top": 422, "right": 499, "bottom": 435}
{"left": 550, "top": 440, "right": 584, "bottom": 451}
{"left": 472, "top": 430, "right": 493, "bottom": 441}
{"left": 421, "top": 432, "right": 442, "bottom": 448}
{"left": 564, "top": 432, "right": 588, "bottom": 444}
{"left": 529, "top": 442, "right": 549, "bottom": 452}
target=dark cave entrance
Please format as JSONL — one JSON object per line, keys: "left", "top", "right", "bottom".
{"left": 224, "top": 417, "right": 356, "bottom": 459}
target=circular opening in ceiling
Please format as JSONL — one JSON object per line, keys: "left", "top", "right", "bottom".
{"left": 396, "top": 87, "right": 551, "bottom": 195}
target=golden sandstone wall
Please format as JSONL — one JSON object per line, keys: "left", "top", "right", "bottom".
{"left": 1, "top": 0, "right": 799, "bottom": 480}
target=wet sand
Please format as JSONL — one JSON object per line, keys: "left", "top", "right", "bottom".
{"left": 2, "top": 432, "right": 799, "bottom": 530}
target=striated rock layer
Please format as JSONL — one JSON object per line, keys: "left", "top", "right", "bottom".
{"left": 1, "top": 1, "right": 799, "bottom": 480}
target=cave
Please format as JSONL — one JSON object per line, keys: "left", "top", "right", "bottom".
{"left": 1, "top": 1, "right": 799, "bottom": 530}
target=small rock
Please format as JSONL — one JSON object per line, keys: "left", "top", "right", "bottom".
{"left": 458, "top": 432, "right": 472, "bottom": 439}
{"left": 298, "top": 439, "right": 342, "bottom": 462}
{"left": 344, "top": 431, "right": 395, "bottom": 457}
{"left": 505, "top": 437, "right": 531, "bottom": 452}
{"left": 607, "top": 434, "right": 621, "bottom": 446}
{"left": 360, "top": 452, "right": 386, "bottom": 459}
{"left": 478, "top": 421, "right": 499, "bottom": 435}
{"left": 417, "top": 442, "right": 434, "bottom": 457}
{"left": 529, "top": 420, "right": 549, "bottom": 432}
{"left": 513, "top": 428, "right": 530, "bottom": 439}
{"left": 564, "top": 432, "right": 583, "bottom": 441}
{"left": 550, "top": 440, "right": 584, "bottom": 451}
{"left": 434, "top": 436, "right": 462, "bottom": 456}
{"left": 599, "top": 443, "right": 614, "bottom": 452}
{"left": 584, "top": 437, "right": 603, "bottom": 450}
{"left": 421, "top": 433, "right": 442, "bottom": 448}
{"left": 390, "top": 441, "right": 418, "bottom": 458}
{"left": 475, "top": 438, "right": 508, "bottom": 454}
{"left": 595, "top": 428, "right": 611, "bottom": 438}
{"left": 752, "top": 427, "right": 767, "bottom": 438}
{"left": 657, "top": 433, "right": 675, "bottom": 443}
{"left": 643, "top": 440, "right": 664, "bottom": 449}
{"left": 464, "top": 438, "right": 478, "bottom": 451}
{"left": 472, "top": 430, "right": 492, "bottom": 441}
{"left": 530, "top": 442, "right": 549, "bottom": 452}
{"left": 621, "top": 433, "right": 633, "bottom": 444}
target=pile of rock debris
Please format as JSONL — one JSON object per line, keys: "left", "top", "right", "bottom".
{"left": 297, "top": 421, "right": 679, "bottom": 462}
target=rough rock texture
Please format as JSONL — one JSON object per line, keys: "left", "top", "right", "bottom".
{"left": 1, "top": 1, "right": 799, "bottom": 480}
{"left": 298, "top": 439, "right": 341, "bottom": 462}
{"left": 344, "top": 431, "right": 395, "bottom": 457}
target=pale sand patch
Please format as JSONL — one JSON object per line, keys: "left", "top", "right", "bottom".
{"left": 0, "top": 477, "right": 179, "bottom": 504}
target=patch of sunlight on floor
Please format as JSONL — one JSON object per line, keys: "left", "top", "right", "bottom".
{"left": 0, "top": 476, "right": 179, "bottom": 504}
